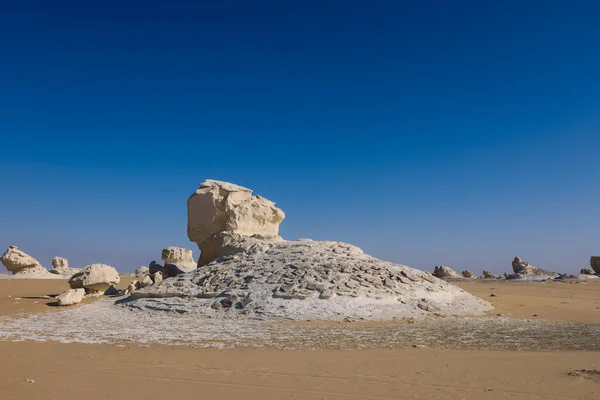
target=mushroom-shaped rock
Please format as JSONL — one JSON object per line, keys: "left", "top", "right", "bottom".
{"left": 1, "top": 246, "right": 50, "bottom": 276}
{"left": 461, "top": 270, "right": 476, "bottom": 279}
{"left": 187, "top": 179, "right": 285, "bottom": 266}
{"left": 590, "top": 257, "right": 600, "bottom": 275}
{"left": 56, "top": 288, "right": 85, "bottom": 306}
{"left": 69, "top": 264, "right": 120, "bottom": 293}
{"left": 432, "top": 266, "right": 462, "bottom": 279}
{"left": 161, "top": 246, "right": 197, "bottom": 276}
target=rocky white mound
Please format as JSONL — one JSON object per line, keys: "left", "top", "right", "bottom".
{"left": 129, "top": 235, "right": 491, "bottom": 321}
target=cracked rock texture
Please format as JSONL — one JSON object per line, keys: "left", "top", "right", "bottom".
{"left": 130, "top": 234, "right": 492, "bottom": 321}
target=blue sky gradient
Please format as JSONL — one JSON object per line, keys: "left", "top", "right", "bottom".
{"left": 1, "top": 1, "right": 599, "bottom": 273}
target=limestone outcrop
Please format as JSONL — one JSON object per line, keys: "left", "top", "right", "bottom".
{"left": 461, "top": 270, "right": 476, "bottom": 279}
{"left": 482, "top": 270, "right": 500, "bottom": 279}
{"left": 69, "top": 264, "right": 120, "bottom": 293}
{"left": 49, "top": 256, "right": 81, "bottom": 277}
{"left": 130, "top": 235, "right": 492, "bottom": 320}
{"left": 432, "top": 266, "right": 462, "bottom": 279}
{"left": 56, "top": 288, "right": 85, "bottom": 306}
{"left": 161, "top": 246, "right": 197, "bottom": 275}
{"left": 135, "top": 266, "right": 149, "bottom": 278}
{"left": 187, "top": 179, "right": 285, "bottom": 266}
{"left": 590, "top": 257, "right": 600, "bottom": 275}
{"left": 508, "top": 257, "right": 557, "bottom": 280}
{"left": 0, "top": 246, "right": 50, "bottom": 276}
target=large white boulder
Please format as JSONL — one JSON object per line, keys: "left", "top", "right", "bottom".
{"left": 0, "top": 246, "right": 50, "bottom": 276}
{"left": 69, "top": 264, "right": 120, "bottom": 293}
{"left": 56, "top": 288, "right": 85, "bottom": 306}
{"left": 187, "top": 179, "right": 285, "bottom": 266}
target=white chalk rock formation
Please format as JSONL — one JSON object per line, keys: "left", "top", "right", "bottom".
{"left": 161, "top": 246, "right": 197, "bottom": 276}
{"left": 135, "top": 266, "right": 149, "bottom": 278}
{"left": 432, "top": 266, "right": 462, "bottom": 279}
{"left": 188, "top": 179, "right": 285, "bottom": 266}
{"left": 461, "top": 270, "right": 476, "bottom": 279}
{"left": 126, "top": 180, "right": 492, "bottom": 321}
{"left": 482, "top": 270, "right": 500, "bottom": 279}
{"left": 69, "top": 264, "right": 120, "bottom": 293}
{"left": 590, "top": 257, "right": 600, "bottom": 275}
{"left": 509, "top": 257, "right": 557, "bottom": 280}
{"left": 56, "top": 288, "right": 85, "bottom": 306}
{"left": 49, "top": 256, "right": 81, "bottom": 277}
{"left": 131, "top": 235, "right": 491, "bottom": 320}
{"left": 0, "top": 246, "right": 51, "bottom": 276}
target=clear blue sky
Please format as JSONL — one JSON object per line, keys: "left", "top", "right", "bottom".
{"left": 1, "top": 1, "right": 599, "bottom": 274}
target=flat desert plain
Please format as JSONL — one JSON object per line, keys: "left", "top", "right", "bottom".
{"left": 1, "top": 278, "right": 599, "bottom": 400}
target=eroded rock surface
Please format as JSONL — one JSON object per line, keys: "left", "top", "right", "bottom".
{"left": 49, "top": 256, "right": 81, "bottom": 277}
{"left": 161, "top": 246, "right": 197, "bottom": 276}
{"left": 482, "top": 270, "right": 500, "bottom": 279}
{"left": 135, "top": 266, "right": 149, "bottom": 278}
{"left": 187, "top": 180, "right": 285, "bottom": 266}
{"left": 432, "top": 266, "right": 462, "bottom": 279}
{"left": 0, "top": 246, "right": 50, "bottom": 276}
{"left": 69, "top": 264, "right": 120, "bottom": 293}
{"left": 461, "top": 270, "right": 476, "bottom": 279}
{"left": 130, "top": 235, "right": 491, "bottom": 321}
{"left": 509, "top": 257, "right": 557, "bottom": 280}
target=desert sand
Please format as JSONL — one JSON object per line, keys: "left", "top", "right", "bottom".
{"left": 0, "top": 278, "right": 599, "bottom": 400}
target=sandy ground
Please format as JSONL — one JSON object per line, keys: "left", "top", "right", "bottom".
{"left": 0, "top": 278, "right": 599, "bottom": 399}
{"left": 457, "top": 279, "right": 600, "bottom": 323}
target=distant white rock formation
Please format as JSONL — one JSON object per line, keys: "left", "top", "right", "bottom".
{"left": 0, "top": 246, "right": 51, "bottom": 277}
